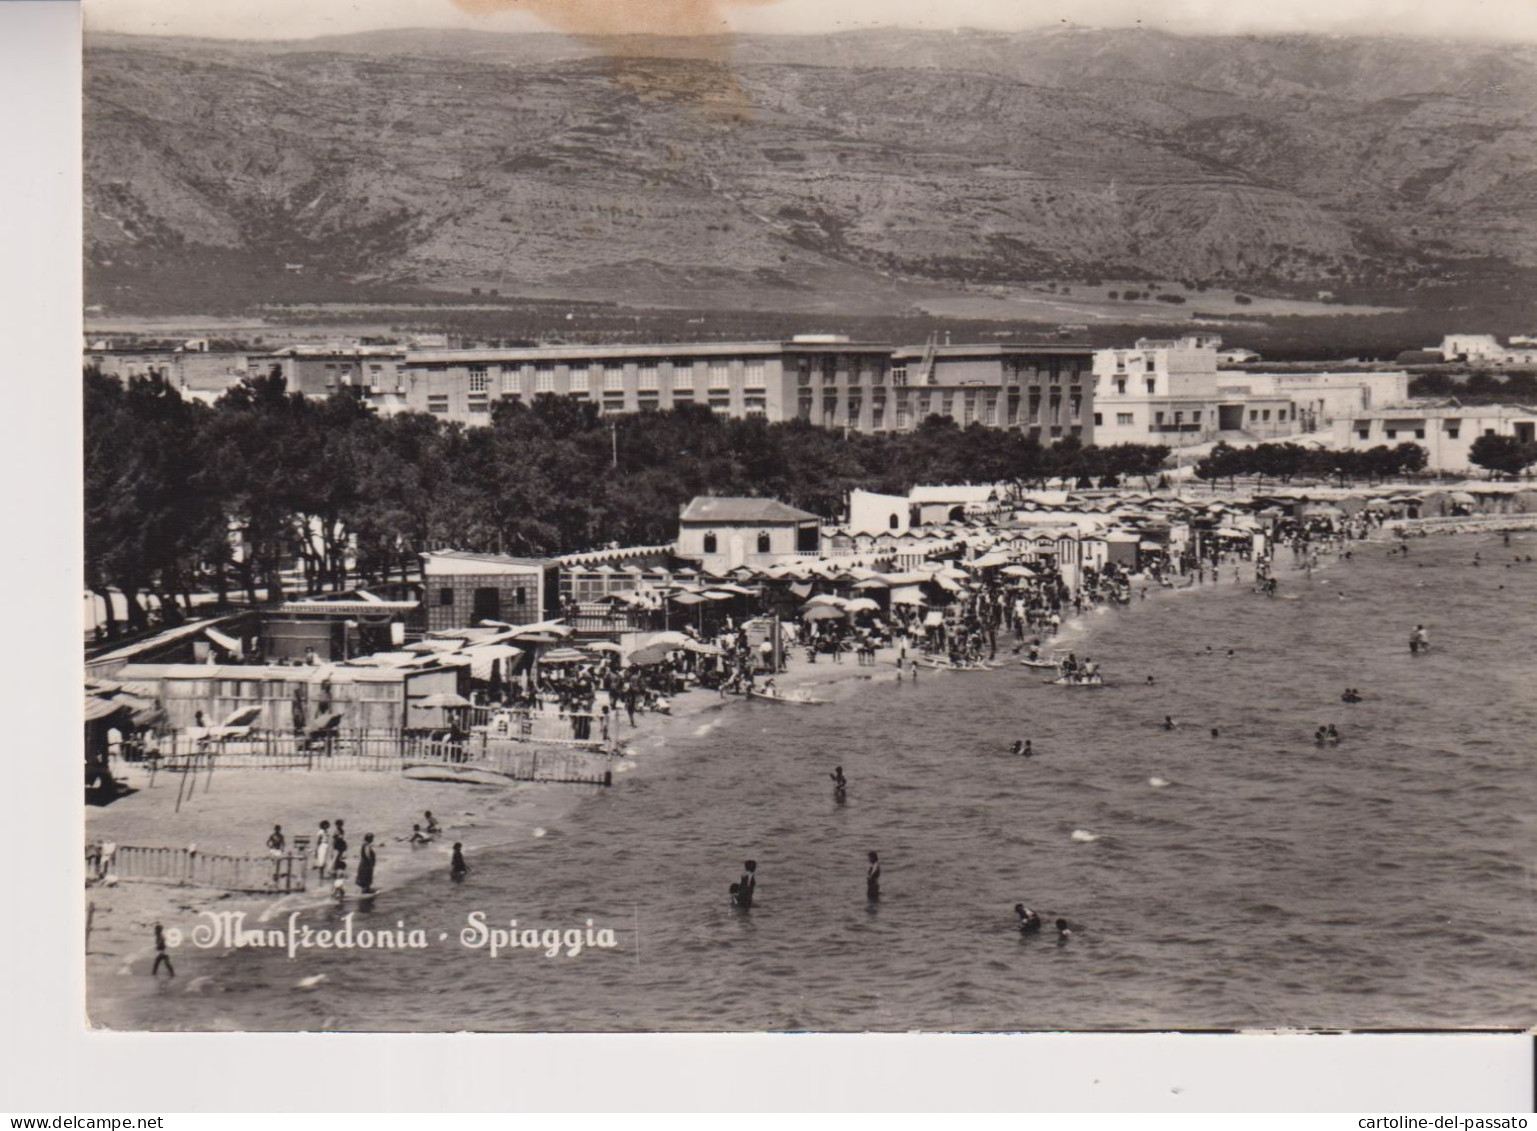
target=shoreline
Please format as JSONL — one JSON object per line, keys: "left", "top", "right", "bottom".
{"left": 80, "top": 539, "right": 1361, "bottom": 1023}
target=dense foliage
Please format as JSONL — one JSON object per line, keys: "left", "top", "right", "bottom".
{"left": 1467, "top": 434, "right": 1537, "bottom": 478}
{"left": 1193, "top": 440, "right": 1428, "bottom": 487}
{"left": 1407, "top": 370, "right": 1537, "bottom": 403}
{"left": 84, "top": 370, "right": 1170, "bottom": 636}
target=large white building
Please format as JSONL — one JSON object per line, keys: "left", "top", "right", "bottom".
{"left": 1091, "top": 335, "right": 1303, "bottom": 446}
{"left": 1333, "top": 404, "right": 1537, "bottom": 471}
{"left": 1215, "top": 371, "right": 1411, "bottom": 433}
{"left": 1094, "top": 336, "right": 1415, "bottom": 446}
{"left": 395, "top": 336, "right": 1096, "bottom": 438}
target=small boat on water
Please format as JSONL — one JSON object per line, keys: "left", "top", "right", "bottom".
{"left": 748, "top": 688, "right": 828, "bottom": 705}
{"left": 1046, "top": 674, "right": 1106, "bottom": 688}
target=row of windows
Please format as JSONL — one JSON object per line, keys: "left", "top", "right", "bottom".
{"left": 700, "top": 532, "right": 773, "bottom": 554}
{"left": 423, "top": 392, "right": 768, "bottom": 417}
{"left": 457, "top": 361, "right": 768, "bottom": 394}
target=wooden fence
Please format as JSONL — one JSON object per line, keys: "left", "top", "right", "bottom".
{"left": 469, "top": 707, "right": 617, "bottom": 748}
{"left": 141, "top": 728, "right": 617, "bottom": 786}
{"left": 87, "top": 843, "right": 308, "bottom": 893}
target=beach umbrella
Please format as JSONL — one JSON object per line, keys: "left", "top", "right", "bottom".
{"left": 587, "top": 641, "right": 625, "bottom": 654}
{"left": 645, "top": 631, "right": 692, "bottom": 648}
{"left": 684, "top": 640, "right": 725, "bottom": 655}
{"left": 220, "top": 705, "right": 263, "bottom": 728}
{"left": 803, "top": 605, "right": 847, "bottom": 621}
{"left": 628, "top": 644, "right": 674, "bottom": 666}
{"left": 852, "top": 578, "right": 890, "bottom": 590}
{"left": 539, "top": 648, "right": 590, "bottom": 665}
{"left": 1001, "top": 564, "right": 1037, "bottom": 579}
{"left": 845, "top": 597, "right": 880, "bottom": 613}
{"left": 803, "top": 594, "right": 845, "bottom": 608}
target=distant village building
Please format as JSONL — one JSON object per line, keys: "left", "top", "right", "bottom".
{"left": 675, "top": 497, "right": 822, "bottom": 574}
{"left": 1333, "top": 404, "right": 1537, "bottom": 471}
{"left": 1433, "top": 335, "right": 1537, "bottom": 368}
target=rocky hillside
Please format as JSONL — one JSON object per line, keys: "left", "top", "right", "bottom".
{"left": 84, "top": 27, "right": 1537, "bottom": 311}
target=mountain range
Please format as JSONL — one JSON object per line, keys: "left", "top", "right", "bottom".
{"left": 83, "top": 26, "right": 1537, "bottom": 315}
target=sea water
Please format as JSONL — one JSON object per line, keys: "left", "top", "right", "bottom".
{"left": 96, "top": 533, "right": 1537, "bottom": 1031}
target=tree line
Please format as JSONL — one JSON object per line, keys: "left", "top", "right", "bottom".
{"left": 1194, "top": 440, "right": 1428, "bottom": 488}
{"left": 85, "top": 370, "right": 1171, "bottom": 637}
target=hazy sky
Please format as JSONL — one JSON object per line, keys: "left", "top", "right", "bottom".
{"left": 86, "top": 0, "right": 1537, "bottom": 44}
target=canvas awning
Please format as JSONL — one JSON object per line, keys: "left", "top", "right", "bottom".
{"left": 204, "top": 626, "right": 244, "bottom": 657}
{"left": 461, "top": 644, "right": 523, "bottom": 681}
{"left": 803, "top": 606, "right": 846, "bottom": 621}
{"left": 83, "top": 696, "right": 130, "bottom": 724}
{"left": 412, "top": 692, "right": 472, "bottom": 709}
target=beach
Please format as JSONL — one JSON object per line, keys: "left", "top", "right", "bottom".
{"left": 86, "top": 530, "right": 1537, "bottom": 1032}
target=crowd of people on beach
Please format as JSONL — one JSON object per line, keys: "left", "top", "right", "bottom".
{"left": 134, "top": 509, "right": 1527, "bottom": 980}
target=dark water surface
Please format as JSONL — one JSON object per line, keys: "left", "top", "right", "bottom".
{"left": 100, "top": 534, "right": 1537, "bottom": 1030}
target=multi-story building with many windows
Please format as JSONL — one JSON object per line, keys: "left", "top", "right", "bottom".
{"left": 399, "top": 336, "right": 1096, "bottom": 439}
{"left": 401, "top": 337, "right": 888, "bottom": 424}
{"left": 884, "top": 342, "right": 1096, "bottom": 443}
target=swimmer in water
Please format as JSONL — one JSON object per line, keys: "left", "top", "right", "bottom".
{"left": 829, "top": 766, "right": 847, "bottom": 792}
{"left": 1326, "top": 724, "right": 1340, "bottom": 745}
{"left": 450, "top": 842, "right": 469, "bottom": 883}
{"left": 1009, "top": 740, "right": 1023, "bottom": 756}
{"left": 1210, "top": 727, "right": 1219, "bottom": 739}
{"left": 1015, "top": 904, "right": 1042, "bottom": 934}
{"left": 1164, "top": 715, "right": 1176, "bottom": 731}
{"left": 1022, "top": 740, "right": 1034, "bottom": 758}
{"left": 1147, "top": 675, "right": 1156, "bottom": 685}
{"left": 1055, "top": 918, "right": 1072, "bottom": 944}
{"left": 1314, "top": 726, "right": 1328, "bottom": 747}
{"left": 738, "top": 860, "right": 757, "bottom": 909}
{"left": 866, "top": 851, "right": 881, "bottom": 901}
